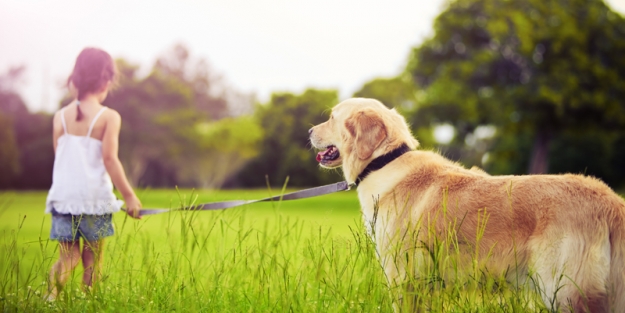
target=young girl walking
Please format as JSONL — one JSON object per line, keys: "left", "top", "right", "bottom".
{"left": 46, "top": 47, "right": 142, "bottom": 300}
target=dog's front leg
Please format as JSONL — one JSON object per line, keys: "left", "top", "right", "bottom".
{"left": 377, "top": 226, "right": 427, "bottom": 312}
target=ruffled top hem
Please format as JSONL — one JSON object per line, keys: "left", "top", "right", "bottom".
{"left": 46, "top": 199, "right": 124, "bottom": 215}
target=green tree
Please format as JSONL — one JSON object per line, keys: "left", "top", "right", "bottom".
{"left": 353, "top": 76, "right": 439, "bottom": 149}
{"left": 406, "top": 0, "right": 625, "bottom": 178}
{"left": 0, "top": 67, "right": 26, "bottom": 187}
{"left": 103, "top": 59, "right": 198, "bottom": 186}
{"left": 0, "top": 113, "right": 19, "bottom": 187}
{"left": 13, "top": 112, "right": 55, "bottom": 189}
{"left": 154, "top": 43, "right": 231, "bottom": 120}
{"left": 353, "top": 75, "right": 417, "bottom": 111}
{"left": 0, "top": 66, "right": 54, "bottom": 189}
{"left": 234, "top": 89, "right": 343, "bottom": 187}
{"left": 104, "top": 57, "right": 263, "bottom": 188}
{"left": 183, "top": 116, "right": 263, "bottom": 188}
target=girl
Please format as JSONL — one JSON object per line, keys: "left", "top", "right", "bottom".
{"left": 46, "top": 47, "right": 141, "bottom": 300}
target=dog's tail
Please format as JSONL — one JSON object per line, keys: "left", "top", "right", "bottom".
{"left": 609, "top": 199, "right": 625, "bottom": 312}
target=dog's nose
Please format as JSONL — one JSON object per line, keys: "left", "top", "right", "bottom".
{"left": 308, "top": 128, "right": 313, "bottom": 135}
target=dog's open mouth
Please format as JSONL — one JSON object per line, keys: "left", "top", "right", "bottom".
{"left": 316, "top": 145, "right": 340, "bottom": 164}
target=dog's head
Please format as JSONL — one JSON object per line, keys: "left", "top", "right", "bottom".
{"left": 309, "top": 98, "right": 419, "bottom": 184}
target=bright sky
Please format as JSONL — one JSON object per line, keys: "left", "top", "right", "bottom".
{"left": 1, "top": 0, "right": 624, "bottom": 113}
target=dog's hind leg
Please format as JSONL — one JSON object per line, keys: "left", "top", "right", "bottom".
{"left": 530, "top": 228, "right": 611, "bottom": 313}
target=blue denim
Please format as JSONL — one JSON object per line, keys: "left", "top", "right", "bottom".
{"left": 50, "top": 209, "right": 114, "bottom": 241}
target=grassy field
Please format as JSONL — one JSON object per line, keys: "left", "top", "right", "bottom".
{"left": 0, "top": 188, "right": 548, "bottom": 312}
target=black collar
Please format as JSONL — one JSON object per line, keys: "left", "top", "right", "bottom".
{"left": 354, "top": 143, "right": 411, "bottom": 186}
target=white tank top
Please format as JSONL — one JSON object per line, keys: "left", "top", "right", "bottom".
{"left": 45, "top": 106, "right": 124, "bottom": 215}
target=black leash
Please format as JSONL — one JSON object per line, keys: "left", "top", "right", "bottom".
{"left": 135, "top": 181, "right": 351, "bottom": 216}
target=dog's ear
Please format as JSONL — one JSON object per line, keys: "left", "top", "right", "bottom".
{"left": 345, "top": 108, "right": 387, "bottom": 160}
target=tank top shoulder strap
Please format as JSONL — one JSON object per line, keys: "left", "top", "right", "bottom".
{"left": 87, "top": 107, "right": 108, "bottom": 138}
{"left": 60, "top": 107, "right": 68, "bottom": 135}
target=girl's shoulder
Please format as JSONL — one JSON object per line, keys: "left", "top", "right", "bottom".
{"left": 52, "top": 106, "right": 68, "bottom": 127}
{"left": 102, "top": 107, "right": 121, "bottom": 120}
{"left": 100, "top": 107, "right": 122, "bottom": 129}
{"left": 53, "top": 105, "right": 67, "bottom": 118}
{"left": 53, "top": 104, "right": 74, "bottom": 122}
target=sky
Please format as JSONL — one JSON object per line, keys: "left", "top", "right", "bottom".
{"left": 1, "top": 0, "right": 625, "bottom": 113}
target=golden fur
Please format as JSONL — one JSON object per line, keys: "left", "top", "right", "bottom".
{"left": 309, "top": 98, "right": 625, "bottom": 312}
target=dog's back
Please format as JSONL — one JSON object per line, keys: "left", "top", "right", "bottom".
{"left": 369, "top": 150, "right": 625, "bottom": 312}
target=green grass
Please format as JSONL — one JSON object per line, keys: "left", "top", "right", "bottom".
{"left": 0, "top": 189, "right": 548, "bottom": 312}
{"left": 1, "top": 189, "right": 394, "bottom": 312}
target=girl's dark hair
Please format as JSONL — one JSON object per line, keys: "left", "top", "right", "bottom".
{"left": 67, "top": 48, "right": 118, "bottom": 121}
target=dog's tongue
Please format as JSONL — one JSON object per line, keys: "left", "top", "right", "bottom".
{"left": 316, "top": 147, "right": 332, "bottom": 162}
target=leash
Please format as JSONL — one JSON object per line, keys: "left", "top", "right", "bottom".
{"left": 128, "top": 143, "right": 410, "bottom": 217}
{"left": 131, "top": 181, "right": 351, "bottom": 216}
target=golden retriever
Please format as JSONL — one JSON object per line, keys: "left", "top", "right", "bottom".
{"left": 309, "top": 98, "right": 625, "bottom": 312}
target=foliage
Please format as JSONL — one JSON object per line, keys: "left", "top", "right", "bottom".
{"left": 234, "top": 89, "right": 343, "bottom": 187}
{"left": 104, "top": 59, "right": 199, "bottom": 186}
{"left": 352, "top": 76, "right": 439, "bottom": 149}
{"left": 154, "top": 43, "right": 231, "bottom": 120}
{"left": 180, "top": 116, "right": 264, "bottom": 188}
{"left": 406, "top": 0, "right": 625, "bottom": 184}
{"left": 353, "top": 75, "right": 417, "bottom": 112}
{"left": 105, "top": 53, "right": 262, "bottom": 189}
{"left": 548, "top": 129, "right": 625, "bottom": 187}
{"left": 0, "top": 68, "right": 25, "bottom": 187}
{"left": 0, "top": 113, "right": 19, "bottom": 187}
{"left": 0, "top": 67, "right": 54, "bottom": 189}
{"left": 12, "top": 113, "right": 55, "bottom": 189}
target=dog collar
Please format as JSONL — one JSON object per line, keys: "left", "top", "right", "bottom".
{"left": 354, "top": 143, "right": 411, "bottom": 187}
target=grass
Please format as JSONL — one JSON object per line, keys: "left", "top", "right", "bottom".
{"left": 0, "top": 188, "right": 549, "bottom": 312}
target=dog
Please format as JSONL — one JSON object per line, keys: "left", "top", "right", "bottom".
{"left": 309, "top": 98, "right": 625, "bottom": 312}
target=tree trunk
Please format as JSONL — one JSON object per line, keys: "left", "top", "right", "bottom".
{"left": 528, "top": 130, "right": 551, "bottom": 174}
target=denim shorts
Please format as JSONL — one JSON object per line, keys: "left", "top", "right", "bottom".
{"left": 50, "top": 209, "right": 115, "bottom": 242}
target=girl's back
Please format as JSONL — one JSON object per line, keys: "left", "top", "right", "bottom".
{"left": 58, "top": 104, "right": 109, "bottom": 140}
{"left": 47, "top": 103, "right": 123, "bottom": 215}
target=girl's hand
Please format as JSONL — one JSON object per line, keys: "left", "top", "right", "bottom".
{"left": 125, "top": 196, "right": 142, "bottom": 219}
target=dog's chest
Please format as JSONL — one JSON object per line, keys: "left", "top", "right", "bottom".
{"left": 355, "top": 167, "right": 411, "bottom": 235}
{"left": 356, "top": 180, "right": 408, "bottom": 239}
{"left": 357, "top": 189, "right": 379, "bottom": 237}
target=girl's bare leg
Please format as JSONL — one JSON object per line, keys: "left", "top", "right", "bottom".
{"left": 48, "top": 241, "right": 81, "bottom": 300}
{"left": 82, "top": 239, "right": 104, "bottom": 291}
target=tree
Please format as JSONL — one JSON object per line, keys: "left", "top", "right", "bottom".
{"left": 0, "top": 67, "right": 26, "bottom": 187}
{"left": 234, "top": 89, "right": 343, "bottom": 187}
{"left": 0, "top": 66, "right": 54, "bottom": 189}
{"left": 154, "top": 43, "right": 242, "bottom": 120}
{"left": 103, "top": 59, "right": 198, "bottom": 186}
{"left": 353, "top": 76, "right": 439, "bottom": 149}
{"left": 181, "top": 116, "right": 263, "bottom": 188}
{"left": 104, "top": 57, "right": 263, "bottom": 188}
{"left": 406, "top": 0, "right": 625, "bottom": 176}
{"left": 353, "top": 75, "right": 417, "bottom": 111}
{"left": 0, "top": 113, "right": 19, "bottom": 188}
{"left": 13, "top": 112, "right": 55, "bottom": 189}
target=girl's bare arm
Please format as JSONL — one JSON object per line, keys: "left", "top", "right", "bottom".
{"left": 101, "top": 110, "right": 142, "bottom": 219}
